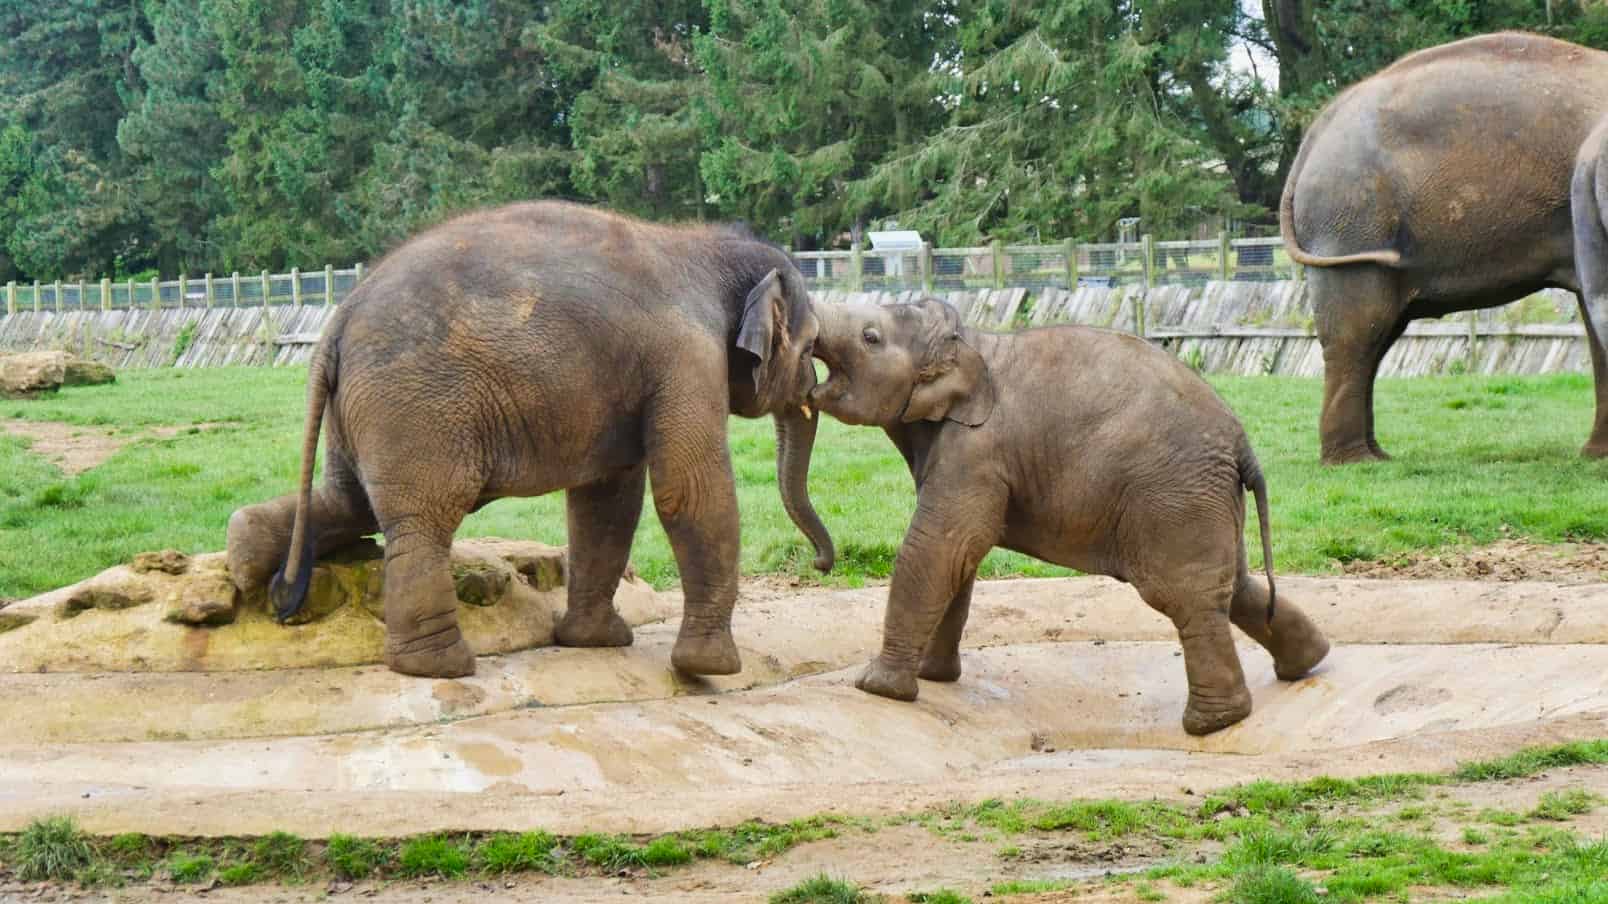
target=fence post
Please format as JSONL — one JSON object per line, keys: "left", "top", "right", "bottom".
{"left": 850, "top": 243, "right": 863, "bottom": 292}
{"left": 324, "top": 264, "right": 334, "bottom": 304}
{"left": 126, "top": 278, "right": 134, "bottom": 312}
{"left": 204, "top": 273, "right": 215, "bottom": 308}
{"left": 5, "top": 281, "right": 14, "bottom": 316}
{"left": 1063, "top": 238, "right": 1078, "bottom": 288}
{"left": 232, "top": 272, "right": 242, "bottom": 308}
{"left": 991, "top": 239, "right": 1005, "bottom": 290}
{"left": 100, "top": 277, "right": 111, "bottom": 312}
{"left": 355, "top": 262, "right": 365, "bottom": 284}
{"left": 53, "top": 280, "right": 62, "bottom": 312}
{"left": 917, "top": 243, "right": 932, "bottom": 293}
{"left": 32, "top": 280, "right": 39, "bottom": 313}
{"left": 1136, "top": 234, "right": 1154, "bottom": 338}
{"left": 260, "top": 270, "right": 270, "bottom": 306}
{"left": 1467, "top": 310, "right": 1479, "bottom": 372}
{"left": 77, "top": 279, "right": 86, "bottom": 312}
{"left": 151, "top": 276, "right": 161, "bottom": 311}
{"left": 291, "top": 267, "right": 302, "bottom": 306}
{"left": 1218, "top": 231, "right": 1231, "bottom": 281}
{"left": 178, "top": 274, "right": 189, "bottom": 308}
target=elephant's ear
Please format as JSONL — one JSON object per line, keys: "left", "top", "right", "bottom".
{"left": 736, "top": 267, "right": 803, "bottom": 392}
{"left": 902, "top": 331, "right": 996, "bottom": 427}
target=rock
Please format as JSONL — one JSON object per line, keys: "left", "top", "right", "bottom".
{"left": 63, "top": 357, "right": 114, "bottom": 386}
{"left": 452, "top": 562, "right": 510, "bottom": 606}
{"left": 0, "top": 351, "right": 67, "bottom": 396}
{"left": 0, "top": 351, "right": 114, "bottom": 397}
{"left": 163, "top": 565, "right": 238, "bottom": 626}
{"left": 0, "top": 608, "right": 37, "bottom": 634}
{"left": 58, "top": 572, "right": 155, "bottom": 618}
{"left": 133, "top": 550, "right": 192, "bottom": 575}
{"left": 466, "top": 538, "right": 567, "bottom": 591}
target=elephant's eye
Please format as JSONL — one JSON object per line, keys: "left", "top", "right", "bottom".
{"left": 862, "top": 327, "right": 881, "bottom": 346}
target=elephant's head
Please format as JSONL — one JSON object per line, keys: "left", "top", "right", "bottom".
{"left": 810, "top": 298, "right": 996, "bottom": 428}
{"left": 727, "top": 263, "right": 835, "bottom": 572}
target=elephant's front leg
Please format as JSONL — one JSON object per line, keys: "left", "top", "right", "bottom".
{"left": 917, "top": 574, "right": 976, "bottom": 682}
{"left": 859, "top": 488, "right": 1004, "bottom": 702}
{"left": 1577, "top": 292, "right": 1608, "bottom": 458}
{"left": 556, "top": 467, "right": 647, "bottom": 648}
{"left": 648, "top": 405, "right": 744, "bottom": 676}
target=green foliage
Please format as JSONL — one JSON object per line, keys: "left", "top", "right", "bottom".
{"left": 1453, "top": 741, "right": 1608, "bottom": 782}
{"left": 770, "top": 874, "right": 871, "bottom": 904}
{"left": 1227, "top": 865, "right": 1321, "bottom": 904}
{"left": 1531, "top": 790, "right": 1600, "bottom": 822}
{"left": 396, "top": 835, "right": 469, "bottom": 879}
{"left": 171, "top": 320, "right": 199, "bottom": 362}
{"left": 251, "top": 831, "right": 308, "bottom": 877}
{"left": 217, "top": 861, "right": 260, "bottom": 885}
{"left": 165, "top": 851, "right": 215, "bottom": 883}
{"left": 908, "top": 890, "right": 973, "bottom": 904}
{"left": 12, "top": 817, "right": 94, "bottom": 881}
{"left": 325, "top": 833, "right": 385, "bottom": 880}
{"left": 475, "top": 831, "right": 560, "bottom": 874}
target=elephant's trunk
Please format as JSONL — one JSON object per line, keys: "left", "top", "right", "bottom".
{"left": 775, "top": 406, "right": 835, "bottom": 572}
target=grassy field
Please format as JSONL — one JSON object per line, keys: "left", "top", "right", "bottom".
{"left": 2, "top": 366, "right": 1605, "bottom": 600}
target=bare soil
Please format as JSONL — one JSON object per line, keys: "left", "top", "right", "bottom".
{"left": 1342, "top": 536, "right": 1608, "bottom": 584}
{"left": 3, "top": 418, "right": 226, "bottom": 475}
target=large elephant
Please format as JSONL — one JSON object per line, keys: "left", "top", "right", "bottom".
{"left": 808, "top": 299, "right": 1330, "bottom": 735}
{"left": 1280, "top": 31, "right": 1608, "bottom": 463}
{"left": 227, "top": 201, "right": 834, "bottom": 679}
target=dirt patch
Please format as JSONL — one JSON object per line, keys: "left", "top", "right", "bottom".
{"left": 2, "top": 418, "right": 226, "bottom": 475}
{"left": 1343, "top": 538, "right": 1608, "bottom": 584}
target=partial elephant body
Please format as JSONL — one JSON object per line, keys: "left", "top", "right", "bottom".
{"left": 228, "top": 202, "right": 834, "bottom": 679}
{"left": 810, "top": 300, "right": 1330, "bottom": 735}
{"left": 1570, "top": 118, "right": 1608, "bottom": 459}
{"left": 1280, "top": 31, "right": 1608, "bottom": 462}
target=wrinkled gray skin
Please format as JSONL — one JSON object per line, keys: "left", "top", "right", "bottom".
{"left": 1570, "top": 117, "right": 1608, "bottom": 393}
{"left": 227, "top": 201, "right": 834, "bottom": 679}
{"left": 1281, "top": 31, "right": 1608, "bottom": 463}
{"left": 809, "top": 299, "right": 1330, "bottom": 735}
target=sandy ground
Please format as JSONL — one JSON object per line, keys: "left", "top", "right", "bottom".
{"left": 1, "top": 569, "right": 1606, "bottom": 902}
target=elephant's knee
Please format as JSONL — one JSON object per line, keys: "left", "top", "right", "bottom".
{"left": 226, "top": 499, "right": 293, "bottom": 593}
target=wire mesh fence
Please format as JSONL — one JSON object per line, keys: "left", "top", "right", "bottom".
{"left": 0, "top": 235, "right": 1301, "bottom": 315}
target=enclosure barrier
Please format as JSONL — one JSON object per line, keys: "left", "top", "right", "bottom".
{"left": 0, "top": 235, "right": 1295, "bottom": 315}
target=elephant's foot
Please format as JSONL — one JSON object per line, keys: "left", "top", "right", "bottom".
{"left": 917, "top": 651, "right": 963, "bottom": 682}
{"left": 386, "top": 630, "right": 476, "bottom": 679}
{"left": 1181, "top": 688, "right": 1253, "bottom": 736}
{"left": 671, "top": 630, "right": 742, "bottom": 676}
{"left": 1320, "top": 441, "right": 1390, "bottom": 466}
{"left": 555, "top": 607, "right": 634, "bottom": 648}
{"left": 1581, "top": 437, "right": 1608, "bottom": 459}
{"left": 856, "top": 658, "right": 919, "bottom": 701}
{"left": 1272, "top": 631, "right": 1330, "bottom": 681}
{"left": 225, "top": 504, "right": 288, "bottom": 594}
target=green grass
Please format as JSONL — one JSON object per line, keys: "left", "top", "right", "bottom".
{"left": 770, "top": 874, "right": 874, "bottom": 903}
{"left": 325, "top": 833, "right": 386, "bottom": 879}
{"left": 396, "top": 834, "right": 470, "bottom": 878}
{"left": 2, "top": 368, "right": 1606, "bottom": 598}
{"left": 10, "top": 816, "right": 93, "bottom": 881}
{"left": 1453, "top": 740, "right": 1608, "bottom": 781}
{"left": 164, "top": 851, "right": 214, "bottom": 883}
{"left": 1531, "top": 789, "right": 1600, "bottom": 821}
{"left": 475, "top": 831, "right": 560, "bottom": 874}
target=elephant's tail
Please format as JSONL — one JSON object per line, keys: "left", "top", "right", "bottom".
{"left": 1279, "top": 129, "right": 1403, "bottom": 269}
{"left": 268, "top": 324, "right": 339, "bottom": 623}
{"left": 1238, "top": 441, "right": 1276, "bottom": 625}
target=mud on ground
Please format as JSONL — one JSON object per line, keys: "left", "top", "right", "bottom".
{"left": 3, "top": 418, "right": 227, "bottom": 475}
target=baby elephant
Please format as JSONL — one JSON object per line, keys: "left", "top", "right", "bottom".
{"left": 809, "top": 298, "right": 1330, "bottom": 735}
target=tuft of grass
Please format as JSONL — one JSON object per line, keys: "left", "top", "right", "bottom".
{"left": 326, "top": 833, "right": 385, "bottom": 879}
{"left": 770, "top": 873, "right": 872, "bottom": 903}
{"left": 475, "top": 831, "right": 560, "bottom": 874}
{"left": 1531, "top": 789, "right": 1599, "bottom": 821}
{"left": 679, "top": 817, "right": 841, "bottom": 864}
{"left": 397, "top": 835, "right": 469, "bottom": 879}
{"left": 640, "top": 836, "right": 693, "bottom": 866}
{"left": 1464, "top": 827, "right": 1490, "bottom": 845}
{"left": 908, "top": 890, "right": 972, "bottom": 904}
{"left": 217, "top": 861, "right": 260, "bottom": 886}
{"left": 1135, "top": 881, "right": 1166, "bottom": 902}
{"left": 1453, "top": 740, "right": 1608, "bottom": 782}
{"left": 13, "top": 816, "right": 94, "bottom": 881}
{"left": 990, "top": 878, "right": 1073, "bottom": 895}
{"left": 165, "top": 851, "right": 214, "bottom": 883}
{"left": 251, "top": 830, "right": 308, "bottom": 877}
{"left": 1227, "top": 865, "right": 1321, "bottom": 904}
{"left": 570, "top": 833, "right": 647, "bottom": 871}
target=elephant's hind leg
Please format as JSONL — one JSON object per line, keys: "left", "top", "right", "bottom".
{"left": 369, "top": 468, "right": 479, "bottom": 679}
{"left": 1313, "top": 266, "right": 1407, "bottom": 464}
{"left": 556, "top": 466, "right": 648, "bottom": 648}
{"left": 1228, "top": 569, "right": 1330, "bottom": 680}
{"left": 1137, "top": 575, "right": 1252, "bottom": 736}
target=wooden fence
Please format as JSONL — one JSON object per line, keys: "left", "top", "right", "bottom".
{"left": 0, "top": 281, "right": 1588, "bottom": 378}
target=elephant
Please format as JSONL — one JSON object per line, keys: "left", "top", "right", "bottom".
{"left": 1280, "top": 31, "right": 1608, "bottom": 464}
{"left": 226, "top": 201, "right": 835, "bottom": 679}
{"left": 807, "top": 298, "right": 1330, "bottom": 735}
{"left": 1570, "top": 118, "right": 1608, "bottom": 383}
